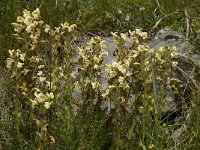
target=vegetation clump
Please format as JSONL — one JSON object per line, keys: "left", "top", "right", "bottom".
{"left": 0, "top": 2, "right": 200, "bottom": 149}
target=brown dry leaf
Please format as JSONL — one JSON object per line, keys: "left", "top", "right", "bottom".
{"left": 29, "top": 43, "right": 36, "bottom": 50}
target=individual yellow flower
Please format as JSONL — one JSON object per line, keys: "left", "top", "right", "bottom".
{"left": 22, "top": 92, "right": 27, "bottom": 96}
{"left": 126, "top": 71, "right": 132, "bottom": 77}
{"left": 22, "top": 69, "right": 30, "bottom": 75}
{"left": 11, "top": 23, "right": 20, "bottom": 27}
{"left": 70, "top": 72, "right": 76, "bottom": 79}
{"left": 100, "top": 51, "right": 108, "bottom": 59}
{"left": 138, "top": 106, "right": 144, "bottom": 114}
{"left": 17, "top": 62, "right": 24, "bottom": 68}
{"left": 105, "top": 64, "right": 112, "bottom": 72}
{"left": 38, "top": 65, "right": 45, "bottom": 69}
{"left": 17, "top": 16, "right": 24, "bottom": 23}
{"left": 16, "top": 49, "right": 21, "bottom": 57}
{"left": 138, "top": 140, "right": 145, "bottom": 149}
{"left": 155, "top": 53, "right": 161, "bottom": 59}
{"left": 44, "top": 101, "right": 52, "bottom": 109}
{"left": 74, "top": 81, "right": 80, "bottom": 90}
{"left": 132, "top": 29, "right": 148, "bottom": 39}
{"left": 118, "top": 64, "right": 127, "bottom": 74}
{"left": 32, "top": 8, "right": 40, "bottom": 19}
{"left": 91, "top": 81, "right": 100, "bottom": 89}
{"left": 131, "top": 52, "right": 139, "bottom": 58}
{"left": 100, "top": 40, "right": 106, "bottom": 49}
{"left": 93, "top": 56, "right": 100, "bottom": 63}
{"left": 8, "top": 50, "right": 15, "bottom": 57}
{"left": 102, "top": 89, "right": 110, "bottom": 98}
{"left": 6, "top": 58, "right": 14, "bottom": 69}
{"left": 133, "top": 62, "right": 140, "bottom": 65}
{"left": 118, "top": 76, "right": 124, "bottom": 84}
{"left": 109, "top": 71, "right": 117, "bottom": 78}
{"left": 171, "top": 46, "right": 177, "bottom": 51}
{"left": 120, "top": 33, "right": 128, "bottom": 41}
{"left": 111, "top": 32, "right": 118, "bottom": 38}
{"left": 68, "top": 24, "right": 77, "bottom": 32}
{"left": 37, "top": 71, "right": 43, "bottom": 76}
{"left": 49, "top": 92, "right": 54, "bottom": 99}
{"left": 54, "top": 27, "right": 60, "bottom": 34}
{"left": 123, "top": 83, "right": 130, "bottom": 91}
{"left": 87, "top": 37, "right": 96, "bottom": 46}
{"left": 19, "top": 53, "right": 26, "bottom": 61}
{"left": 149, "top": 48, "right": 154, "bottom": 54}
{"left": 44, "top": 24, "right": 50, "bottom": 33}
{"left": 158, "top": 47, "right": 165, "bottom": 53}
{"left": 24, "top": 16, "right": 33, "bottom": 25}
{"left": 112, "top": 62, "right": 119, "bottom": 68}
{"left": 35, "top": 92, "right": 47, "bottom": 103}
{"left": 108, "top": 85, "right": 116, "bottom": 89}
{"left": 61, "top": 22, "right": 69, "bottom": 30}
{"left": 94, "top": 64, "right": 99, "bottom": 70}
{"left": 12, "top": 24, "right": 24, "bottom": 33}
{"left": 131, "top": 36, "right": 139, "bottom": 44}
{"left": 30, "top": 34, "right": 39, "bottom": 42}
{"left": 30, "top": 99, "right": 38, "bottom": 108}
{"left": 25, "top": 25, "right": 32, "bottom": 33}
{"left": 26, "top": 23, "right": 36, "bottom": 33}
{"left": 170, "top": 51, "right": 178, "bottom": 58}
{"left": 137, "top": 44, "right": 148, "bottom": 52}
{"left": 39, "top": 77, "right": 46, "bottom": 82}
{"left": 23, "top": 9, "right": 31, "bottom": 18}
{"left": 148, "top": 144, "right": 155, "bottom": 149}
{"left": 140, "top": 32, "right": 148, "bottom": 39}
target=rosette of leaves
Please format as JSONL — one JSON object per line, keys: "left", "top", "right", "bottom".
{"left": 6, "top": 8, "right": 77, "bottom": 149}
{"left": 76, "top": 36, "right": 108, "bottom": 105}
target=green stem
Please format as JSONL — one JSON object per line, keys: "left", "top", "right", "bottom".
{"left": 152, "top": 57, "right": 160, "bottom": 147}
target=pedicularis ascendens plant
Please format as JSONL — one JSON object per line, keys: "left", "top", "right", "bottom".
{"left": 76, "top": 37, "right": 108, "bottom": 105}
{"left": 102, "top": 29, "right": 179, "bottom": 149}
{"left": 6, "top": 8, "right": 182, "bottom": 150}
{"left": 6, "top": 8, "right": 76, "bottom": 149}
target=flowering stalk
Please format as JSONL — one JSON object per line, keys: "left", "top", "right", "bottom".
{"left": 76, "top": 36, "right": 108, "bottom": 106}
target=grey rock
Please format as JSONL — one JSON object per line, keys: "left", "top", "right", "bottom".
{"left": 148, "top": 27, "right": 192, "bottom": 53}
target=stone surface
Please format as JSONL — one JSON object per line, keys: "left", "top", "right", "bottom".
{"left": 148, "top": 27, "right": 192, "bottom": 53}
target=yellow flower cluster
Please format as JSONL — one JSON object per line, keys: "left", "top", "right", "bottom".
{"left": 31, "top": 88, "right": 54, "bottom": 109}
{"left": 7, "top": 8, "right": 78, "bottom": 147}
{"left": 102, "top": 29, "right": 179, "bottom": 112}
{"left": 104, "top": 61, "right": 131, "bottom": 92}
{"left": 77, "top": 37, "right": 108, "bottom": 91}
{"left": 6, "top": 49, "right": 25, "bottom": 69}
{"left": 8, "top": 8, "right": 77, "bottom": 112}
{"left": 11, "top": 8, "right": 44, "bottom": 50}
{"left": 12, "top": 8, "right": 42, "bottom": 35}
